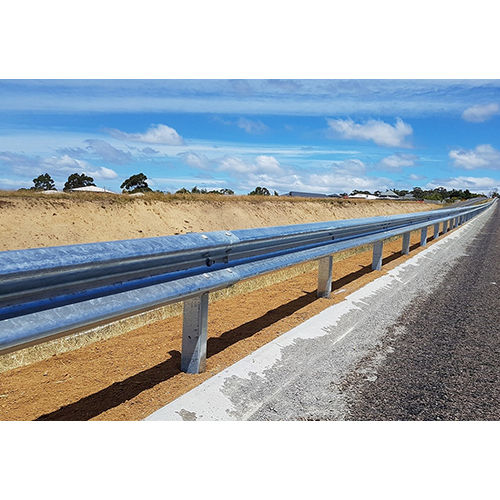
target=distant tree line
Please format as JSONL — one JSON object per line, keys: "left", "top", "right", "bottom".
{"left": 19, "top": 173, "right": 493, "bottom": 201}
{"left": 393, "top": 187, "right": 484, "bottom": 201}
{"left": 350, "top": 186, "right": 485, "bottom": 201}
{"left": 175, "top": 186, "right": 235, "bottom": 195}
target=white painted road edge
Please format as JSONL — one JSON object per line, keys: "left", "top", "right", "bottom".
{"left": 146, "top": 206, "right": 494, "bottom": 421}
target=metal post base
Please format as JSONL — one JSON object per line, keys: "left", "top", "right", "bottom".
{"left": 420, "top": 227, "right": 428, "bottom": 247}
{"left": 317, "top": 255, "right": 333, "bottom": 298}
{"left": 181, "top": 293, "right": 209, "bottom": 373}
{"left": 402, "top": 232, "right": 411, "bottom": 255}
{"left": 433, "top": 223, "right": 440, "bottom": 240}
{"left": 372, "top": 241, "right": 383, "bottom": 271}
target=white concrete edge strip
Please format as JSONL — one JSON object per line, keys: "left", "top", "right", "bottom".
{"left": 145, "top": 205, "right": 495, "bottom": 421}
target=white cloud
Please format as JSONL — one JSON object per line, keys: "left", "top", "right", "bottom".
{"left": 326, "top": 118, "right": 413, "bottom": 147}
{"left": 237, "top": 117, "right": 268, "bottom": 134}
{"left": 109, "top": 124, "right": 184, "bottom": 145}
{"left": 426, "top": 176, "right": 498, "bottom": 193}
{"left": 380, "top": 153, "right": 417, "bottom": 170}
{"left": 462, "top": 103, "right": 500, "bottom": 123}
{"left": 254, "top": 155, "right": 283, "bottom": 174}
{"left": 0, "top": 151, "right": 118, "bottom": 180}
{"left": 409, "top": 173, "right": 426, "bottom": 181}
{"left": 178, "top": 152, "right": 210, "bottom": 169}
{"left": 141, "top": 147, "right": 159, "bottom": 155}
{"left": 40, "top": 155, "right": 118, "bottom": 179}
{"left": 85, "top": 139, "right": 132, "bottom": 164}
{"left": 151, "top": 177, "right": 227, "bottom": 188}
{"left": 0, "top": 177, "right": 34, "bottom": 189}
{"left": 449, "top": 144, "right": 500, "bottom": 170}
{"left": 223, "top": 157, "right": 390, "bottom": 194}
{"left": 329, "top": 159, "right": 366, "bottom": 176}
{"left": 91, "top": 166, "right": 119, "bottom": 179}
{"left": 218, "top": 155, "right": 286, "bottom": 176}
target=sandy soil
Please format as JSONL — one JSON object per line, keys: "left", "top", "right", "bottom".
{"left": 0, "top": 193, "right": 432, "bottom": 251}
{"left": 0, "top": 228, "right": 441, "bottom": 421}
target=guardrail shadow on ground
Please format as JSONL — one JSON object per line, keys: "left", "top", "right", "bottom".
{"left": 35, "top": 246, "right": 413, "bottom": 420}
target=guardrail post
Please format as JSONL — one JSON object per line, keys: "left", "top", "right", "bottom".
{"left": 433, "top": 223, "right": 440, "bottom": 240}
{"left": 420, "top": 227, "right": 428, "bottom": 246}
{"left": 443, "top": 220, "right": 448, "bottom": 234}
{"left": 372, "top": 241, "right": 383, "bottom": 270}
{"left": 317, "top": 255, "right": 333, "bottom": 298}
{"left": 181, "top": 293, "right": 209, "bottom": 374}
{"left": 402, "top": 232, "right": 411, "bottom": 255}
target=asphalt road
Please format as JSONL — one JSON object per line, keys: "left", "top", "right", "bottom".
{"left": 346, "top": 203, "right": 499, "bottom": 420}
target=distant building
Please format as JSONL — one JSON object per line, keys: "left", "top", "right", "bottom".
{"left": 285, "top": 191, "right": 329, "bottom": 198}
{"left": 402, "top": 193, "right": 417, "bottom": 200}
{"left": 378, "top": 190, "right": 399, "bottom": 199}
{"left": 41, "top": 190, "right": 64, "bottom": 195}
{"left": 349, "top": 193, "right": 379, "bottom": 200}
{"left": 69, "top": 186, "right": 116, "bottom": 194}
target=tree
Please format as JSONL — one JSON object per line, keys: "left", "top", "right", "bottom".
{"left": 248, "top": 186, "right": 270, "bottom": 196}
{"left": 273, "top": 190, "right": 279, "bottom": 196}
{"left": 31, "top": 173, "right": 55, "bottom": 191}
{"left": 411, "top": 187, "right": 424, "bottom": 200}
{"left": 120, "top": 173, "right": 152, "bottom": 193}
{"left": 175, "top": 187, "right": 190, "bottom": 194}
{"left": 64, "top": 173, "right": 95, "bottom": 191}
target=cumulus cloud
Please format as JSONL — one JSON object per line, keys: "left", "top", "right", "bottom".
{"left": 85, "top": 139, "right": 132, "bottom": 164}
{"left": 109, "top": 124, "right": 184, "bottom": 145}
{"left": 218, "top": 155, "right": 286, "bottom": 176}
{"left": 326, "top": 118, "right": 413, "bottom": 147}
{"left": 217, "top": 156, "right": 390, "bottom": 194}
{"left": 426, "top": 176, "right": 498, "bottom": 193}
{"left": 0, "top": 151, "right": 118, "bottom": 180}
{"left": 462, "top": 103, "right": 500, "bottom": 123}
{"left": 449, "top": 144, "right": 500, "bottom": 170}
{"left": 41, "top": 155, "right": 119, "bottom": 179}
{"left": 409, "top": 173, "right": 426, "bottom": 181}
{"left": 237, "top": 117, "right": 268, "bottom": 134}
{"left": 178, "top": 152, "right": 211, "bottom": 169}
{"left": 379, "top": 153, "right": 417, "bottom": 170}
{"left": 329, "top": 159, "right": 366, "bottom": 176}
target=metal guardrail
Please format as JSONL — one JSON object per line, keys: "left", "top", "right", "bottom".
{"left": 0, "top": 199, "right": 495, "bottom": 373}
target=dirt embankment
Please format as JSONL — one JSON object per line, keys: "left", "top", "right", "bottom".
{"left": 0, "top": 193, "right": 433, "bottom": 251}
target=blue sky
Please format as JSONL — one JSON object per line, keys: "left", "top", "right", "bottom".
{"left": 0, "top": 79, "right": 499, "bottom": 194}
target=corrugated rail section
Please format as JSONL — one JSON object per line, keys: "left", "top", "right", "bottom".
{"left": 0, "top": 200, "right": 495, "bottom": 373}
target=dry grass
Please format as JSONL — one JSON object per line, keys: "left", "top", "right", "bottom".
{"left": 0, "top": 189, "right": 434, "bottom": 206}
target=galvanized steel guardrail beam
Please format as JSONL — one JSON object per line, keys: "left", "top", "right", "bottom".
{"left": 0, "top": 199, "right": 495, "bottom": 373}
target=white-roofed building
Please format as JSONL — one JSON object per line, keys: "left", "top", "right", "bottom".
{"left": 69, "top": 186, "right": 116, "bottom": 194}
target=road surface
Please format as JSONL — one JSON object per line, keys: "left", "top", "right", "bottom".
{"left": 346, "top": 202, "right": 499, "bottom": 420}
